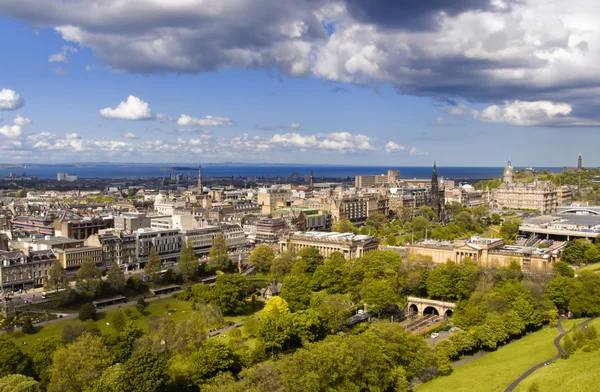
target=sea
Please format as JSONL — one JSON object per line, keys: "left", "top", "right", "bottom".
{"left": 0, "top": 164, "right": 564, "bottom": 181}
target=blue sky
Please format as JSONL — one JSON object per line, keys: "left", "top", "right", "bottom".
{"left": 0, "top": 1, "right": 598, "bottom": 167}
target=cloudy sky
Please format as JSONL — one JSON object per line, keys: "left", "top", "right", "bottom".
{"left": 0, "top": 0, "right": 598, "bottom": 166}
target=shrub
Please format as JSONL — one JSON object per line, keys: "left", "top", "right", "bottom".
{"left": 21, "top": 316, "right": 35, "bottom": 334}
{"left": 78, "top": 302, "right": 97, "bottom": 322}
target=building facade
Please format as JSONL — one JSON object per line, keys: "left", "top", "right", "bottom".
{"left": 279, "top": 231, "right": 380, "bottom": 259}
{"left": 0, "top": 249, "right": 57, "bottom": 290}
{"left": 407, "top": 236, "right": 559, "bottom": 271}
{"left": 493, "top": 161, "right": 558, "bottom": 214}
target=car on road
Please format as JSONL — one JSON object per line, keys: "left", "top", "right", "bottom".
{"left": 431, "top": 333, "right": 439, "bottom": 339}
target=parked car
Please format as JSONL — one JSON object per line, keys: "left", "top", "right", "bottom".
{"left": 431, "top": 333, "right": 439, "bottom": 339}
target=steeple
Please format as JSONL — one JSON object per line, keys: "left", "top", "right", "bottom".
{"left": 310, "top": 170, "right": 314, "bottom": 188}
{"left": 197, "top": 166, "right": 203, "bottom": 193}
{"left": 504, "top": 159, "right": 514, "bottom": 184}
{"left": 430, "top": 162, "right": 442, "bottom": 222}
{"left": 578, "top": 153, "right": 582, "bottom": 170}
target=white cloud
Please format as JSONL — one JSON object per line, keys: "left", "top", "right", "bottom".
{"left": 100, "top": 96, "right": 153, "bottom": 120}
{"left": 4, "top": 0, "right": 600, "bottom": 124}
{"left": 435, "top": 117, "right": 448, "bottom": 125}
{"left": 270, "top": 131, "right": 374, "bottom": 152}
{"left": 52, "top": 67, "right": 67, "bottom": 75}
{"left": 0, "top": 125, "right": 21, "bottom": 138}
{"left": 472, "top": 100, "right": 580, "bottom": 126}
{"left": 63, "top": 133, "right": 81, "bottom": 139}
{"left": 177, "top": 114, "right": 233, "bottom": 127}
{"left": 85, "top": 65, "right": 92, "bottom": 71}
{"left": 120, "top": 132, "right": 139, "bottom": 139}
{"left": 385, "top": 141, "right": 406, "bottom": 153}
{"left": 409, "top": 147, "right": 428, "bottom": 156}
{"left": 441, "top": 104, "right": 472, "bottom": 117}
{"left": 290, "top": 123, "right": 301, "bottom": 129}
{"left": 13, "top": 115, "right": 31, "bottom": 126}
{"left": 0, "top": 89, "right": 24, "bottom": 110}
{"left": 156, "top": 113, "right": 173, "bottom": 123}
{"left": 49, "top": 46, "right": 78, "bottom": 63}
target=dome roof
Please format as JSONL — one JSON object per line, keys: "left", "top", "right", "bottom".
{"left": 461, "top": 184, "right": 474, "bottom": 190}
{"left": 155, "top": 193, "right": 164, "bottom": 202}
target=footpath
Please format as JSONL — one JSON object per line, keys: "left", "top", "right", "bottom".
{"left": 503, "top": 317, "right": 596, "bottom": 392}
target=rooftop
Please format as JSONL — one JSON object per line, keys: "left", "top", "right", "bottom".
{"left": 290, "top": 231, "right": 375, "bottom": 241}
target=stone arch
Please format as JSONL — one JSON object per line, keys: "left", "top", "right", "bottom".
{"left": 423, "top": 306, "right": 439, "bottom": 316}
{"left": 409, "top": 304, "right": 419, "bottom": 316}
{"left": 444, "top": 309, "right": 453, "bottom": 318}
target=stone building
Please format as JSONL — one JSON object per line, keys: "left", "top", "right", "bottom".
{"left": 85, "top": 231, "right": 137, "bottom": 270}
{"left": 355, "top": 169, "right": 400, "bottom": 188}
{"left": 407, "top": 236, "right": 559, "bottom": 271}
{"left": 0, "top": 249, "right": 57, "bottom": 290}
{"left": 328, "top": 193, "right": 389, "bottom": 225}
{"left": 279, "top": 231, "right": 380, "bottom": 260}
{"left": 493, "top": 160, "right": 558, "bottom": 214}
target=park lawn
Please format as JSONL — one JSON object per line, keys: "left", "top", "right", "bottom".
{"left": 415, "top": 327, "right": 560, "bottom": 392}
{"left": 4, "top": 297, "right": 253, "bottom": 353}
{"left": 515, "top": 320, "right": 600, "bottom": 392}
{"left": 577, "top": 262, "right": 600, "bottom": 274}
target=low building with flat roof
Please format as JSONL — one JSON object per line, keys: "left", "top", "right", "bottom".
{"left": 279, "top": 231, "right": 380, "bottom": 259}
{"left": 407, "top": 236, "right": 561, "bottom": 271}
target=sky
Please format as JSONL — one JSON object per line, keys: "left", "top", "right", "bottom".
{"left": 0, "top": 0, "right": 598, "bottom": 167}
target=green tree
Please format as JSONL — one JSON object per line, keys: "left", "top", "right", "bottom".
{"left": 310, "top": 292, "right": 353, "bottom": 333}
{"left": 106, "top": 262, "right": 126, "bottom": 293}
{"left": 79, "top": 302, "right": 97, "bottom": 321}
{"left": 76, "top": 257, "right": 102, "bottom": 294}
{"left": 0, "top": 340, "right": 32, "bottom": 378}
{"left": 359, "top": 278, "right": 400, "bottom": 315}
{"left": 0, "top": 374, "right": 40, "bottom": 392}
{"left": 187, "top": 340, "right": 240, "bottom": 386}
{"left": 584, "top": 245, "right": 600, "bottom": 264}
{"left": 209, "top": 234, "right": 231, "bottom": 271}
{"left": 48, "top": 333, "right": 113, "bottom": 392}
{"left": 109, "top": 311, "right": 128, "bottom": 333}
{"left": 85, "top": 364, "right": 127, "bottom": 392}
{"left": 248, "top": 244, "right": 275, "bottom": 273}
{"left": 280, "top": 273, "right": 312, "bottom": 312}
{"left": 472, "top": 205, "right": 489, "bottom": 222}
{"left": 136, "top": 297, "right": 147, "bottom": 314}
{"left": 331, "top": 218, "right": 354, "bottom": 233}
{"left": 415, "top": 206, "right": 437, "bottom": 221}
{"left": 178, "top": 240, "right": 198, "bottom": 281}
{"left": 44, "top": 260, "right": 68, "bottom": 292}
{"left": 30, "top": 338, "right": 62, "bottom": 387}
{"left": 563, "top": 334, "right": 576, "bottom": 355}
{"left": 102, "top": 323, "right": 144, "bottom": 364}
{"left": 212, "top": 274, "right": 248, "bottom": 315}
{"left": 561, "top": 239, "right": 589, "bottom": 265}
{"left": 270, "top": 251, "right": 296, "bottom": 280}
{"left": 366, "top": 213, "right": 389, "bottom": 231}
{"left": 297, "top": 247, "right": 324, "bottom": 273}
{"left": 405, "top": 216, "right": 432, "bottom": 242}
{"left": 312, "top": 252, "right": 350, "bottom": 294}
{"left": 123, "top": 347, "right": 168, "bottom": 392}
{"left": 445, "top": 202, "right": 464, "bottom": 222}
{"left": 126, "top": 275, "right": 142, "bottom": 291}
{"left": 500, "top": 219, "right": 521, "bottom": 242}
{"left": 145, "top": 247, "right": 162, "bottom": 281}
{"left": 262, "top": 296, "right": 290, "bottom": 317}
{"left": 490, "top": 213, "right": 502, "bottom": 225}
{"left": 553, "top": 261, "right": 575, "bottom": 278}
{"left": 61, "top": 320, "right": 99, "bottom": 344}
{"left": 21, "top": 316, "right": 35, "bottom": 334}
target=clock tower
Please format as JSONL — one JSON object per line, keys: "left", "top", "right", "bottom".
{"left": 504, "top": 160, "right": 514, "bottom": 184}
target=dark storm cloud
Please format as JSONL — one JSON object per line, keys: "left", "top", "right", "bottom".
{"left": 343, "top": 0, "right": 511, "bottom": 30}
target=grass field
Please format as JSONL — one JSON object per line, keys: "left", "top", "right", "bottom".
{"left": 514, "top": 319, "right": 600, "bottom": 392}
{"left": 3, "top": 297, "right": 253, "bottom": 353}
{"left": 415, "top": 327, "right": 560, "bottom": 392}
{"left": 577, "top": 263, "right": 600, "bottom": 274}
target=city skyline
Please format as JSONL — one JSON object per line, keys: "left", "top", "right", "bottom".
{"left": 1, "top": 1, "right": 600, "bottom": 166}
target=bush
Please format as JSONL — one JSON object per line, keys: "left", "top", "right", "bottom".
{"left": 21, "top": 316, "right": 35, "bottom": 334}
{"left": 126, "top": 276, "right": 141, "bottom": 291}
{"left": 78, "top": 302, "right": 97, "bottom": 322}
{"left": 136, "top": 298, "right": 147, "bottom": 313}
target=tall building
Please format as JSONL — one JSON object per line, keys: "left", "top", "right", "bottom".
{"left": 493, "top": 160, "right": 558, "bottom": 214}
{"left": 578, "top": 153, "right": 582, "bottom": 170}
{"left": 504, "top": 160, "right": 515, "bottom": 184}
{"left": 430, "top": 162, "right": 443, "bottom": 222}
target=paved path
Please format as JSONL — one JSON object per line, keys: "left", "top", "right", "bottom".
{"left": 503, "top": 317, "right": 595, "bottom": 392}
